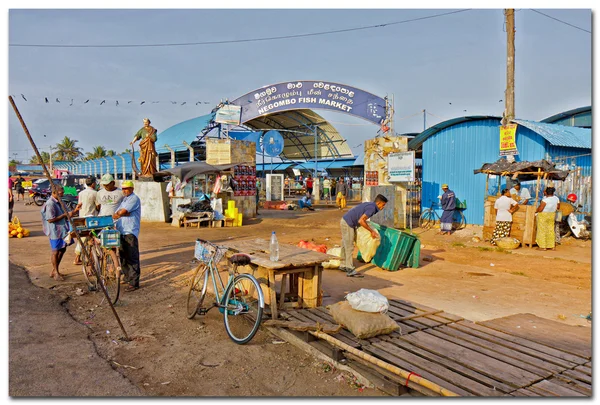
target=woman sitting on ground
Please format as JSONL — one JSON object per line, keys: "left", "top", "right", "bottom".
{"left": 536, "top": 187, "right": 560, "bottom": 251}
{"left": 491, "top": 188, "right": 519, "bottom": 245}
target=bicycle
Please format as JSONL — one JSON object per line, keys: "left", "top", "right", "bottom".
{"left": 419, "top": 200, "right": 466, "bottom": 231}
{"left": 80, "top": 225, "right": 122, "bottom": 305}
{"left": 186, "top": 238, "right": 265, "bottom": 345}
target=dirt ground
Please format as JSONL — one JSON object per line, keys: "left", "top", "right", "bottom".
{"left": 8, "top": 201, "right": 592, "bottom": 396}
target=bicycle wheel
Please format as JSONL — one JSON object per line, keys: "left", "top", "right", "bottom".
{"left": 419, "top": 210, "right": 435, "bottom": 229}
{"left": 82, "top": 244, "right": 99, "bottom": 290}
{"left": 223, "top": 273, "right": 264, "bottom": 345}
{"left": 452, "top": 210, "right": 466, "bottom": 231}
{"left": 186, "top": 264, "right": 210, "bottom": 319}
{"left": 100, "top": 249, "right": 121, "bottom": 305}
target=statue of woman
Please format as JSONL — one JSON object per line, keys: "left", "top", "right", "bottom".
{"left": 131, "top": 118, "right": 158, "bottom": 177}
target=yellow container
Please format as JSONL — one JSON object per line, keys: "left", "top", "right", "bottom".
{"left": 232, "top": 208, "right": 239, "bottom": 222}
{"left": 237, "top": 213, "right": 243, "bottom": 227}
{"left": 224, "top": 209, "right": 230, "bottom": 218}
{"left": 228, "top": 200, "right": 236, "bottom": 212}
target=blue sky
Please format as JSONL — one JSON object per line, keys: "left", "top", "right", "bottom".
{"left": 7, "top": 8, "right": 592, "bottom": 162}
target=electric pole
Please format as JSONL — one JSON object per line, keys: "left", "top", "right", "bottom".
{"left": 502, "top": 8, "right": 515, "bottom": 126}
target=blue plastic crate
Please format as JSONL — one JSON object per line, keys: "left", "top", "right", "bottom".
{"left": 85, "top": 215, "right": 114, "bottom": 229}
{"left": 99, "top": 229, "right": 120, "bottom": 248}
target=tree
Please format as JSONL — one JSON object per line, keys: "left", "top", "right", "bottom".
{"left": 9, "top": 159, "right": 21, "bottom": 166}
{"left": 53, "top": 136, "right": 83, "bottom": 161}
{"left": 124, "top": 149, "right": 132, "bottom": 154}
{"left": 29, "top": 152, "right": 50, "bottom": 164}
{"left": 85, "top": 146, "right": 108, "bottom": 160}
{"left": 107, "top": 150, "right": 117, "bottom": 157}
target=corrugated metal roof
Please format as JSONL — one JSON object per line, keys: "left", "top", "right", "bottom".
{"left": 408, "top": 116, "right": 501, "bottom": 150}
{"left": 157, "top": 113, "right": 214, "bottom": 152}
{"left": 244, "top": 109, "right": 353, "bottom": 160}
{"left": 512, "top": 119, "right": 591, "bottom": 149}
{"left": 256, "top": 163, "right": 294, "bottom": 171}
{"left": 541, "top": 106, "right": 591, "bottom": 124}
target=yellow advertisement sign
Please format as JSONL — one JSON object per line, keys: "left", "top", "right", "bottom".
{"left": 499, "top": 124, "right": 518, "bottom": 156}
{"left": 22, "top": 181, "right": 33, "bottom": 188}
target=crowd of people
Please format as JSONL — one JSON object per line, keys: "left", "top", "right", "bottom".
{"left": 37, "top": 173, "right": 142, "bottom": 290}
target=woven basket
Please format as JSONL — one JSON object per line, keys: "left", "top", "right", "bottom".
{"left": 496, "top": 237, "right": 520, "bottom": 250}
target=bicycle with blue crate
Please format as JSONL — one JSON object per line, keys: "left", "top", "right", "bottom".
{"left": 75, "top": 215, "right": 122, "bottom": 305}
{"left": 419, "top": 199, "right": 466, "bottom": 231}
{"left": 187, "top": 238, "right": 265, "bottom": 344}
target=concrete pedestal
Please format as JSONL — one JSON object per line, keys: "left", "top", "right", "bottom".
{"left": 117, "top": 180, "right": 170, "bottom": 222}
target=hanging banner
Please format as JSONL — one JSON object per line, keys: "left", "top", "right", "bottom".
{"left": 387, "top": 151, "right": 415, "bottom": 182}
{"left": 230, "top": 81, "right": 386, "bottom": 124}
{"left": 499, "top": 124, "right": 518, "bottom": 156}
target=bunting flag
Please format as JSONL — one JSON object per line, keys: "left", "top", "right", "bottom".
{"left": 10, "top": 94, "right": 215, "bottom": 107}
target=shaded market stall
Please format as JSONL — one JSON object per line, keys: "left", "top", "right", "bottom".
{"left": 474, "top": 159, "right": 569, "bottom": 248}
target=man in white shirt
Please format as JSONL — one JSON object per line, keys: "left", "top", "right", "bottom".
{"left": 73, "top": 176, "right": 98, "bottom": 265}
{"left": 96, "top": 174, "right": 124, "bottom": 216}
{"left": 509, "top": 181, "right": 531, "bottom": 205}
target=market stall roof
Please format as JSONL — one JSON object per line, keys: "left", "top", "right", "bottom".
{"left": 473, "top": 159, "right": 569, "bottom": 181}
{"left": 153, "top": 161, "right": 237, "bottom": 183}
{"left": 242, "top": 109, "right": 354, "bottom": 160}
{"left": 256, "top": 163, "right": 294, "bottom": 172}
{"left": 512, "top": 119, "right": 591, "bottom": 149}
{"left": 155, "top": 113, "right": 215, "bottom": 153}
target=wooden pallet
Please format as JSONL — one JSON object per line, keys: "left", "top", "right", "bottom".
{"left": 280, "top": 301, "right": 592, "bottom": 397}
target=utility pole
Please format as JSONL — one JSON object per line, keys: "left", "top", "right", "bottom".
{"left": 502, "top": 8, "right": 515, "bottom": 126}
{"left": 423, "top": 109, "right": 426, "bottom": 131}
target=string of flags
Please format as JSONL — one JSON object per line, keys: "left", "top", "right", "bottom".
{"left": 13, "top": 93, "right": 214, "bottom": 107}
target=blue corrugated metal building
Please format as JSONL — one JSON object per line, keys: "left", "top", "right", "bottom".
{"left": 408, "top": 116, "right": 592, "bottom": 225}
{"left": 541, "top": 106, "right": 591, "bottom": 128}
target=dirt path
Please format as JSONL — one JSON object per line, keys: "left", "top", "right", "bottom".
{"left": 8, "top": 201, "right": 591, "bottom": 396}
{"left": 8, "top": 262, "right": 142, "bottom": 396}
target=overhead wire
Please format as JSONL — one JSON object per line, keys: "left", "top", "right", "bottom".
{"left": 9, "top": 9, "right": 472, "bottom": 48}
{"left": 529, "top": 9, "right": 591, "bottom": 34}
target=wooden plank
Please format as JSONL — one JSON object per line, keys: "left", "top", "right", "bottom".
{"left": 428, "top": 325, "right": 564, "bottom": 375}
{"left": 478, "top": 313, "right": 591, "bottom": 360}
{"left": 529, "top": 379, "right": 586, "bottom": 397}
{"left": 561, "top": 369, "right": 592, "bottom": 385}
{"left": 549, "top": 377, "right": 592, "bottom": 396}
{"left": 386, "top": 306, "right": 442, "bottom": 330}
{"left": 384, "top": 336, "right": 516, "bottom": 393}
{"left": 344, "top": 353, "right": 408, "bottom": 397}
{"left": 453, "top": 321, "right": 583, "bottom": 367}
{"left": 448, "top": 322, "right": 578, "bottom": 369}
{"left": 390, "top": 299, "right": 439, "bottom": 313}
{"left": 362, "top": 345, "right": 474, "bottom": 396}
{"left": 398, "top": 331, "right": 541, "bottom": 387}
{"left": 371, "top": 341, "right": 500, "bottom": 396}
{"left": 574, "top": 364, "right": 592, "bottom": 376}
{"left": 526, "top": 384, "right": 557, "bottom": 397}
{"left": 511, "top": 388, "right": 539, "bottom": 397}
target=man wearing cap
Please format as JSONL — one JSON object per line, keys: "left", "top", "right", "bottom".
{"left": 96, "top": 173, "right": 124, "bottom": 216}
{"left": 113, "top": 180, "right": 142, "bottom": 291}
{"left": 509, "top": 181, "right": 531, "bottom": 205}
{"left": 440, "top": 184, "right": 456, "bottom": 235}
{"left": 73, "top": 176, "right": 98, "bottom": 265}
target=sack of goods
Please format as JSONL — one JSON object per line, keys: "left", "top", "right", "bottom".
{"left": 322, "top": 247, "right": 342, "bottom": 269}
{"left": 356, "top": 227, "right": 381, "bottom": 262}
{"left": 346, "top": 288, "right": 389, "bottom": 314}
{"left": 328, "top": 301, "right": 399, "bottom": 339}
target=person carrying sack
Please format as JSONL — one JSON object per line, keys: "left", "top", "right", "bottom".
{"left": 336, "top": 177, "right": 348, "bottom": 210}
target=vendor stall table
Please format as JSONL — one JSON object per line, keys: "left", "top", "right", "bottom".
{"left": 221, "top": 238, "right": 333, "bottom": 320}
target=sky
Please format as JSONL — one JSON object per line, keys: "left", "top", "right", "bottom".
{"left": 6, "top": 7, "right": 593, "bottom": 163}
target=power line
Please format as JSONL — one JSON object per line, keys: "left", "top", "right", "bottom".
{"left": 10, "top": 9, "right": 472, "bottom": 48}
{"left": 530, "top": 9, "right": 591, "bottom": 34}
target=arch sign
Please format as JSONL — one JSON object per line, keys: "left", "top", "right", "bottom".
{"left": 230, "top": 81, "right": 386, "bottom": 125}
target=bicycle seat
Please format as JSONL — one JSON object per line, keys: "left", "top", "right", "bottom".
{"left": 229, "top": 253, "right": 252, "bottom": 266}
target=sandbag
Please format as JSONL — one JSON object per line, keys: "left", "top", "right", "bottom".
{"left": 345, "top": 289, "right": 389, "bottom": 314}
{"left": 327, "top": 247, "right": 342, "bottom": 257}
{"left": 322, "top": 259, "right": 341, "bottom": 269}
{"left": 356, "top": 227, "right": 381, "bottom": 262}
{"left": 327, "top": 301, "right": 399, "bottom": 339}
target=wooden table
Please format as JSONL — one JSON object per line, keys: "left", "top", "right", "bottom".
{"left": 221, "top": 238, "right": 333, "bottom": 320}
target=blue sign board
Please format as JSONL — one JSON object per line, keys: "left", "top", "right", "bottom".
{"left": 230, "top": 81, "right": 386, "bottom": 125}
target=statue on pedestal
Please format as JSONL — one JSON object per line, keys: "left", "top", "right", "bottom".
{"left": 131, "top": 118, "right": 158, "bottom": 178}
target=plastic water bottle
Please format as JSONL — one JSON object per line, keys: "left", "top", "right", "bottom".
{"left": 270, "top": 231, "right": 280, "bottom": 262}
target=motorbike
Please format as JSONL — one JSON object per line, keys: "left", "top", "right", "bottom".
{"left": 30, "top": 189, "right": 78, "bottom": 211}
{"left": 30, "top": 189, "right": 50, "bottom": 206}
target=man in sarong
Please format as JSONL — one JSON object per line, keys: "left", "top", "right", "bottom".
{"left": 440, "top": 184, "right": 456, "bottom": 235}
{"left": 131, "top": 118, "right": 158, "bottom": 177}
